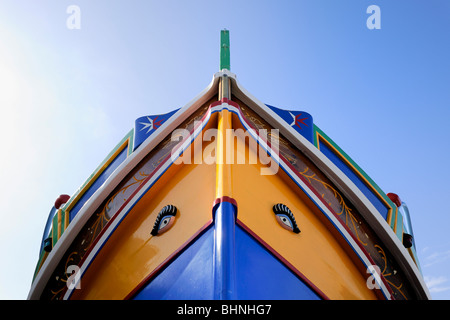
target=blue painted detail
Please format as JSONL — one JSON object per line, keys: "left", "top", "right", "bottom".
{"left": 133, "top": 109, "right": 179, "bottom": 151}
{"left": 69, "top": 146, "right": 128, "bottom": 222}
{"left": 266, "top": 104, "right": 314, "bottom": 144}
{"left": 132, "top": 227, "right": 215, "bottom": 300}
{"left": 399, "top": 202, "right": 415, "bottom": 248}
{"left": 235, "top": 225, "right": 322, "bottom": 300}
{"left": 39, "top": 206, "right": 57, "bottom": 255}
{"left": 131, "top": 221, "right": 321, "bottom": 300}
{"left": 213, "top": 201, "right": 237, "bottom": 300}
{"left": 319, "top": 142, "right": 389, "bottom": 220}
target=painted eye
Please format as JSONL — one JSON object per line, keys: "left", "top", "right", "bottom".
{"left": 158, "top": 216, "right": 174, "bottom": 232}
{"left": 151, "top": 205, "right": 178, "bottom": 236}
{"left": 273, "top": 203, "right": 300, "bottom": 234}
{"left": 276, "top": 214, "right": 293, "bottom": 229}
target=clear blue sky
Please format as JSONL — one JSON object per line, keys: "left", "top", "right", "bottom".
{"left": 0, "top": 0, "right": 449, "bottom": 299}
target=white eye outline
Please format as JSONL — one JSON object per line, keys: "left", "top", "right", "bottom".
{"left": 275, "top": 213, "right": 294, "bottom": 230}
{"left": 273, "top": 203, "right": 301, "bottom": 234}
{"left": 158, "top": 216, "right": 173, "bottom": 233}
{"left": 151, "top": 205, "right": 177, "bottom": 236}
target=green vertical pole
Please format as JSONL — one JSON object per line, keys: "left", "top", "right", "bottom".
{"left": 220, "top": 29, "right": 230, "bottom": 71}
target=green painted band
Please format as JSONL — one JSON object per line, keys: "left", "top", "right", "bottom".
{"left": 220, "top": 30, "right": 230, "bottom": 70}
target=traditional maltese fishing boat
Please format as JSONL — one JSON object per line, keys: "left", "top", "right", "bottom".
{"left": 28, "top": 30, "right": 430, "bottom": 300}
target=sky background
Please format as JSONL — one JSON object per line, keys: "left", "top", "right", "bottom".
{"left": 0, "top": 0, "right": 449, "bottom": 300}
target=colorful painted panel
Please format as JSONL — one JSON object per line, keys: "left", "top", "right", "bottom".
{"left": 318, "top": 138, "right": 389, "bottom": 220}
{"left": 314, "top": 127, "right": 398, "bottom": 231}
{"left": 68, "top": 146, "right": 128, "bottom": 222}
{"left": 63, "top": 130, "right": 134, "bottom": 224}
{"left": 134, "top": 110, "right": 179, "bottom": 151}
{"left": 266, "top": 104, "right": 314, "bottom": 144}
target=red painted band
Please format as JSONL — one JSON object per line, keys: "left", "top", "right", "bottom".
{"left": 212, "top": 196, "right": 238, "bottom": 209}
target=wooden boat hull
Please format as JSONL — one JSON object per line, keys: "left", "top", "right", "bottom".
{"left": 64, "top": 104, "right": 380, "bottom": 300}
{"left": 29, "top": 66, "right": 430, "bottom": 300}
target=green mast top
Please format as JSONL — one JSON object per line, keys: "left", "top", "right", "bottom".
{"left": 220, "top": 29, "right": 230, "bottom": 71}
